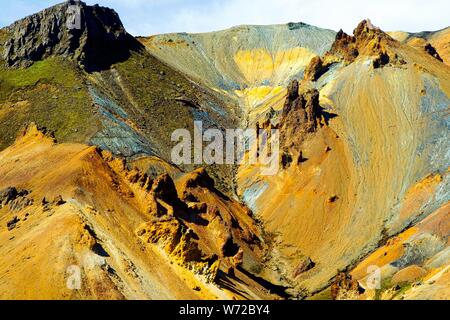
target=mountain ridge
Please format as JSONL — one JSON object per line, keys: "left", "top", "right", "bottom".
{"left": 0, "top": 2, "right": 448, "bottom": 300}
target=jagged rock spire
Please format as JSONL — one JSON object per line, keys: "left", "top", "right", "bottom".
{"left": 279, "top": 80, "right": 326, "bottom": 168}
{"left": 328, "top": 19, "right": 404, "bottom": 68}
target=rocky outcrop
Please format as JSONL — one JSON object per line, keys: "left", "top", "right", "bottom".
{"left": 293, "top": 256, "right": 315, "bottom": 277}
{"left": 2, "top": 0, "right": 142, "bottom": 71}
{"left": 328, "top": 19, "right": 405, "bottom": 68}
{"left": 278, "top": 80, "right": 326, "bottom": 168}
{"left": 330, "top": 272, "right": 363, "bottom": 300}
{"left": 329, "top": 29, "right": 359, "bottom": 62}
{"left": 151, "top": 173, "right": 179, "bottom": 204}
{"left": 0, "top": 187, "right": 22, "bottom": 206}
{"left": 424, "top": 43, "right": 444, "bottom": 62}
{"left": 133, "top": 169, "right": 246, "bottom": 283}
{"left": 0, "top": 187, "right": 33, "bottom": 211}
{"left": 281, "top": 80, "right": 322, "bottom": 132}
{"left": 136, "top": 216, "right": 220, "bottom": 283}
{"left": 180, "top": 168, "right": 216, "bottom": 191}
{"left": 128, "top": 166, "right": 267, "bottom": 284}
{"left": 303, "top": 56, "right": 328, "bottom": 81}
{"left": 102, "top": 153, "right": 226, "bottom": 282}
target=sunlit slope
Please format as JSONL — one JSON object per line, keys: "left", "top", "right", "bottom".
{"left": 0, "top": 126, "right": 200, "bottom": 299}
{"left": 350, "top": 202, "right": 449, "bottom": 300}
{"left": 390, "top": 27, "right": 450, "bottom": 65}
{"left": 0, "top": 125, "right": 279, "bottom": 299}
{"left": 142, "top": 23, "right": 335, "bottom": 90}
{"left": 237, "top": 25, "right": 450, "bottom": 294}
{"left": 142, "top": 23, "right": 335, "bottom": 127}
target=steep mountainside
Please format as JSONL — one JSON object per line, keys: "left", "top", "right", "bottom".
{"left": 0, "top": 1, "right": 448, "bottom": 300}
{"left": 0, "top": 124, "right": 281, "bottom": 299}
{"left": 389, "top": 27, "right": 450, "bottom": 65}
{"left": 141, "top": 23, "right": 336, "bottom": 125}
{"left": 0, "top": 1, "right": 239, "bottom": 193}
{"left": 2, "top": 0, "right": 140, "bottom": 71}
{"left": 236, "top": 20, "right": 450, "bottom": 295}
{"left": 0, "top": 1, "right": 285, "bottom": 300}
{"left": 142, "top": 23, "right": 335, "bottom": 89}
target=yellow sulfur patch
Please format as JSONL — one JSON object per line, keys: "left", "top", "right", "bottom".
{"left": 234, "top": 86, "right": 286, "bottom": 123}
{"left": 234, "top": 47, "right": 316, "bottom": 86}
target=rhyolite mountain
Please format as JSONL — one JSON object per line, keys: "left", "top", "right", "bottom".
{"left": 0, "top": 1, "right": 449, "bottom": 300}
{"left": 389, "top": 26, "right": 450, "bottom": 65}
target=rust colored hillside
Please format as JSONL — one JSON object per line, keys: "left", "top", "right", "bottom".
{"left": 0, "top": 124, "right": 284, "bottom": 299}
{"left": 0, "top": 2, "right": 448, "bottom": 300}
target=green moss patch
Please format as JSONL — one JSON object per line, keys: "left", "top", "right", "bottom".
{"left": 0, "top": 57, "right": 98, "bottom": 150}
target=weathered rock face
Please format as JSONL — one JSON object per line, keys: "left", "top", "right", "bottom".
{"left": 424, "top": 43, "right": 444, "bottom": 62}
{"left": 134, "top": 167, "right": 269, "bottom": 284}
{"left": 2, "top": 0, "right": 142, "bottom": 71}
{"left": 278, "top": 80, "right": 325, "bottom": 168}
{"left": 151, "top": 173, "right": 179, "bottom": 204}
{"left": 303, "top": 56, "right": 327, "bottom": 81}
{"left": 281, "top": 81, "right": 322, "bottom": 139}
{"left": 329, "top": 29, "right": 359, "bottom": 62}
{"left": 0, "top": 187, "right": 21, "bottom": 206}
{"left": 328, "top": 19, "right": 404, "bottom": 68}
{"left": 180, "top": 168, "right": 216, "bottom": 191}
{"left": 136, "top": 216, "right": 220, "bottom": 283}
{"left": 0, "top": 187, "right": 32, "bottom": 211}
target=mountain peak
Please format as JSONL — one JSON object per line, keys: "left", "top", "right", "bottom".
{"left": 2, "top": 0, "right": 142, "bottom": 71}
{"left": 328, "top": 19, "right": 404, "bottom": 67}
{"left": 353, "top": 18, "right": 390, "bottom": 40}
{"left": 354, "top": 19, "right": 379, "bottom": 33}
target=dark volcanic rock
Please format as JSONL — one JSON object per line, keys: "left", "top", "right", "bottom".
{"left": 2, "top": 0, "right": 142, "bottom": 71}
{"left": 0, "top": 187, "right": 31, "bottom": 210}
{"left": 151, "top": 173, "right": 179, "bottom": 203}
{"left": 424, "top": 43, "right": 444, "bottom": 62}
{"left": 0, "top": 187, "right": 19, "bottom": 206}
{"left": 7, "top": 216, "right": 20, "bottom": 231}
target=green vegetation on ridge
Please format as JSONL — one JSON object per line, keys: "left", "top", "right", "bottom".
{"left": 0, "top": 57, "right": 98, "bottom": 150}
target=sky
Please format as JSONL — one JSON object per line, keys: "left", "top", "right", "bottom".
{"left": 1, "top": 0, "right": 449, "bottom": 36}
